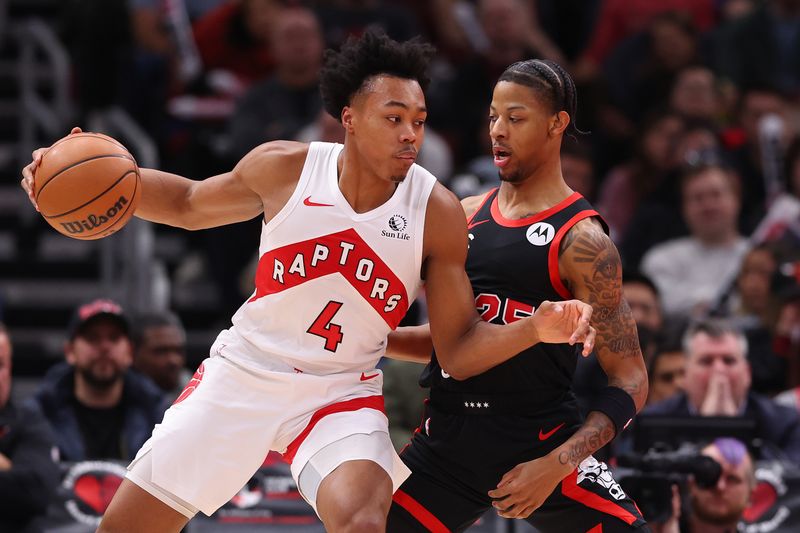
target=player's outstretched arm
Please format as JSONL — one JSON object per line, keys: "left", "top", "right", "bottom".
{"left": 487, "top": 219, "right": 648, "bottom": 519}
{"left": 421, "top": 185, "right": 594, "bottom": 380}
{"left": 385, "top": 300, "right": 596, "bottom": 365}
{"left": 20, "top": 128, "right": 306, "bottom": 230}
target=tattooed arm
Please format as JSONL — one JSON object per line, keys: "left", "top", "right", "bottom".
{"left": 554, "top": 218, "right": 648, "bottom": 464}
{"left": 488, "top": 218, "right": 648, "bottom": 518}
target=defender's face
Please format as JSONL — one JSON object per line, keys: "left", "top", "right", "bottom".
{"left": 345, "top": 75, "right": 427, "bottom": 183}
{"left": 489, "top": 81, "right": 560, "bottom": 183}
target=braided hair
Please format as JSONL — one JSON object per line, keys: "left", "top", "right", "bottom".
{"left": 497, "top": 59, "right": 584, "bottom": 136}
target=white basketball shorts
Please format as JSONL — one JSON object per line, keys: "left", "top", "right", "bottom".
{"left": 126, "top": 354, "right": 410, "bottom": 517}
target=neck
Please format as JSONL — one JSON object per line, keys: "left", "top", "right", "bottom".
{"left": 697, "top": 230, "right": 739, "bottom": 247}
{"left": 497, "top": 157, "right": 573, "bottom": 218}
{"left": 688, "top": 514, "right": 739, "bottom": 533}
{"left": 338, "top": 146, "right": 399, "bottom": 213}
{"left": 74, "top": 374, "right": 124, "bottom": 408}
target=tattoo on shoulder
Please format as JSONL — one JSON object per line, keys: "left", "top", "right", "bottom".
{"left": 562, "top": 224, "right": 641, "bottom": 359}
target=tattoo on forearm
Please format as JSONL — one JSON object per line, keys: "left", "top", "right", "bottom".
{"left": 608, "top": 376, "right": 644, "bottom": 401}
{"left": 557, "top": 413, "right": 616, "bottom": 467}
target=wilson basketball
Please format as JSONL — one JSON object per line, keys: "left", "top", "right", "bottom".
{"left": 34, "top": 132, "right": 141, "bottom": 240}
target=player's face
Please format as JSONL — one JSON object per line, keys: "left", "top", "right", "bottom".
{"left": 489, "top": 81, "right": 564, "bottom": 183}
{"left": 345, "top": 75, "right": 427, "bottom": 183}
{"left": 67, "top": 319, "right": 132, "bottom": 389}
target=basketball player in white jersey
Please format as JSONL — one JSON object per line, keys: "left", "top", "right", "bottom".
{"left": 20, "top": 31, "right": 596, "bottom": 533}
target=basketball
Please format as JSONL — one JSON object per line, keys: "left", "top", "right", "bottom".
{"left": 34, "top": 132, "right": 141, "bottom": 240}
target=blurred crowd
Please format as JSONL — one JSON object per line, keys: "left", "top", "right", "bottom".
{"left": 8, "top": 0, "right": 800, "bottom": 530}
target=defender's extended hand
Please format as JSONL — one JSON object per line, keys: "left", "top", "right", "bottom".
{"left": 531, "top": 300, "right": 595, "bottom": 356}
{"left": 488, "top": 453, "right": 571, "bottom": 519}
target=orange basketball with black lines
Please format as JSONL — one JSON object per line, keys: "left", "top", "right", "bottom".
{"left": 34, "top": 132, "right": 141, "bottom": 240}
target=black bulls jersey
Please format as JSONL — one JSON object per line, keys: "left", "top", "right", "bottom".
{"left": 421, "top": 189, "right": 607, "bottom": 402}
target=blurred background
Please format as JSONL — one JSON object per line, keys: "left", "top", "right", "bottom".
{"left": 4, "top": 0, "right": 800, "bottom": 531}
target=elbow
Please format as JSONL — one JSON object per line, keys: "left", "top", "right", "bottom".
{"left": 438, "top": 358, "right": 474, "bottom": 381}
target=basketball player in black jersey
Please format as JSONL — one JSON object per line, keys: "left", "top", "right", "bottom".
{"left": 384, "top": 60, "right": 650, "bottom": 532}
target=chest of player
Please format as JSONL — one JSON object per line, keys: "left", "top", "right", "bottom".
{"left": 463, "top": 190, "right": 603, "bottom": 318}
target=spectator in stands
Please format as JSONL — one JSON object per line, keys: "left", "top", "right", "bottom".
{"left": 621, "top": 125, "right": 722, "bottom": 269}
{"left": 192, "top": 0, "right": 281, "bottom": 86}
{"left": 722, "top": 86, "right": 792, "bottom": 230}
{"left": 641, "top": 163, "right": 748, "bottom": 319}
{"left": 0, "top": 322, "right": 60, "bottom": 533}
{"left": 644, "top": 319, "right": 800, "bottom": 463}
{"left": 596, "top": 110, "right": 685, "bottom": 244}
{"left": 714, "top": 0, "right": 800, "bottom": 96}
{"left": 685, "top": 438, "right": 756, "bottom": 533}
{"left": 560, "top": 140, "right": 596, "bottom": 201}
{"left": 131, "top": 310, "right": 190, "bottom": 402}
{"left": 725, "top": 244, "right": 787, "bottom": 394}
{"left": 773, "top": 287, "right": 800, "bottom": 406}
{"left": 603, "top": 11, "right": 706, "bottom": 123}
{"left": 312, "top": 0, "right": 420, "bottom": 50}
{"left": 649, "top": 437, "right": 756, "bottom": 533}
{"left": 646, "top": 342, "right": 686, "bottom": 405}
{"left": 227, "top": 6, "right": 324, "bottom": 159}
{"left": 624, "top": 271, "right": 664, "bottom": 337}
{"left": 669, "top": 66, "right": 721, "bottom": 123}
{"left": 571, "top": 0, "right": 715, "bottom": 82}
{"left": 34, "top": 300, "right": 165, "bottom": 461}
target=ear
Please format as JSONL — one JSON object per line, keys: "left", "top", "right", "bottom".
{"left": 341, "top": 107, "right": 355, "bottom": 134}
{"left": 64, "top": 340, "right": 76, "bottom": 366}
{"left": 550, "top": 111, "right": 570, "bottom": 136}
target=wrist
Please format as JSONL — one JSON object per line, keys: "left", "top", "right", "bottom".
{"left": 526, "top": 315, "right": 541, "bottom": 346}
{"left": 550, "top": 446, "right": 580, "bottom": 475}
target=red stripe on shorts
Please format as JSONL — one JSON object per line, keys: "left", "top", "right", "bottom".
{"left": 283, "top": 395, "right": 385, "bottom": 463}
{"left": 392, "top": 489, "right": 451, "bottom": 533}
{"left": 561, "top": 469, "right": 637, "bottom": 525}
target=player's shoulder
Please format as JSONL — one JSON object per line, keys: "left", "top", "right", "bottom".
{"left": 427, "top": 181, "right": 464, "bottom": 216}
{"left": 235, "top": 141, "right": 309, "bottom": 188}
{"left": 460, "top": 192, "right": 492, "bottom": 219}
{"left": 559, "top": 215, "right": 616, "bottom": 258}
{"left": 242, "top": 140, "right": 309, "bottom": 168}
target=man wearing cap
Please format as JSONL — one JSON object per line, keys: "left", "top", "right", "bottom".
{"left": 33, "top": 299, "right": 166, "bottom": 461}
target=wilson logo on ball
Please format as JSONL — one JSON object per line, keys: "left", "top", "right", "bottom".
{"left": 59, "top": 195, "right": 130, "bottom": 235}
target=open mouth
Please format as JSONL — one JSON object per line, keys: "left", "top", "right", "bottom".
{"left": 493, "top": 147, "right": 511, "bottom": 167}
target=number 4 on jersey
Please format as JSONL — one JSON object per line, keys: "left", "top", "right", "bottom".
{"left": 307, "top": 301, "right": 344, "bottom": 352}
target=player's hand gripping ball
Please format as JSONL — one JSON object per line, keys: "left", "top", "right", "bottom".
{"left": 34, "top": 132, "right": 141, "bottom": 240}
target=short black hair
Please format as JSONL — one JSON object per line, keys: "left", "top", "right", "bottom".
{"left": 497, "top": 59, "right": 582, "bottom": 136}
{"left": 319, "top": 28, "right": 436, "bottom": 119}
{"left": 131, "top": 310, "right": 185, "bottom": 349}
{"left": 623, "top": 270, "right": 660, "bottom": 300}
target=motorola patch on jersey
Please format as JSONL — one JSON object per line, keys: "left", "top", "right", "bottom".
{"left": 526, "top": 222, "right": 555, "bottom": 246}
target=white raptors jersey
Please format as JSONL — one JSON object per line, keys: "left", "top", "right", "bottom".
{"left": 211, "top": 142, "right": 437, "bottom": 375}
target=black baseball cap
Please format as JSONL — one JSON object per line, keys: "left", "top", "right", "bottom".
{"left": 68, "top": 299, "right": 131, "bottom": 340}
